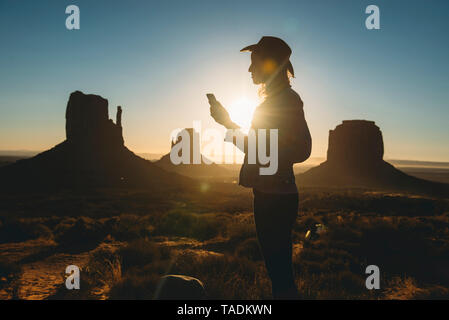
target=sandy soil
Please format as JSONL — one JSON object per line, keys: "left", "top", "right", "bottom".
{"left": 0, "top": 239, "right": 122, "bottom": 300}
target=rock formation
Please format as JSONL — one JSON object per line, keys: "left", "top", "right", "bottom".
{"left": 170, "top": 128, "right": 199, "bottom": 165}
{"left": 156, "top": 274, "right": 206, "bottom": 299}
{"left": 0, "top": 91, "right": 190, "bottom": 190}
{"left": 156, "top": 128, "right": 231, "bottom": 179}
{"left": 299, "top": 120, "right": 448, "bottom": 196}
{"left": 116, "top": 106, "right": 122, "bottom": 127}
{"left": 65, "top": 91, "right": 124, "bottom": 146}
{"left": 327, "top": 120, "right": 383, "bottom": 170}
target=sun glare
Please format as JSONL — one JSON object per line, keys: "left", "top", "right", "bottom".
{"left": 227, "top": 97, "right": 259, "bottom": 130}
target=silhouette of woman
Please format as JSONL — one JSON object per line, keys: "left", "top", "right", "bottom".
{"left": 209, "top": 36, "right": 312, "bottom": 299}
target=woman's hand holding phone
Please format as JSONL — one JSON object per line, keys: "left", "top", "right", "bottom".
{"left": 207, "top": 93, "right": 232, "bottom": 127}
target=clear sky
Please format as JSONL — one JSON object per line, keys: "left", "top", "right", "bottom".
{"left": 0, "top": 0, "right": 448, "bottom": 161}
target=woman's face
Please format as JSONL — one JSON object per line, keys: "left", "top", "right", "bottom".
{"left": 249, "top": 52, "right": 266, "bottom": 84}
{"left": 249, "top": 52, "right": 277, "bottom": 84}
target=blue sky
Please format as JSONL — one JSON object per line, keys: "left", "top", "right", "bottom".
{"left": 0, "top": 0, "right": 448, "bottom": 161}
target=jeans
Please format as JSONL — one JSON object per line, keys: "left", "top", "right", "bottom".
{"left": 253, "top": 188, "right": 299, "bottom": 299}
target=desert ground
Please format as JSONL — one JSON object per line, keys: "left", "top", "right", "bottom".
{"left": 1, "top": 161, "right": 449, "bottom": 299}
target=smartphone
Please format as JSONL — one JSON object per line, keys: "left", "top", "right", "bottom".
{"left": 206, "top": 93, "right": 217, "bottom": 102}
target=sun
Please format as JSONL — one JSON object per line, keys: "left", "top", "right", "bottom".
{"left": 227, "top": 97, "right": 259, "bottom": 130}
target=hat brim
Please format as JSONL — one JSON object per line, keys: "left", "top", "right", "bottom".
{"left": 240, "top": 44, "right": 258, "bottom": 52}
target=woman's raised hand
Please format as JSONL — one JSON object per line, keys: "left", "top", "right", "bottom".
{"left": 208, "top": 97, "right": 232, "bottom": 127}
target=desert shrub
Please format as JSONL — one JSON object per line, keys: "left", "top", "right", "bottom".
{"left": 315, "top": 270, "right": 366, "bottom": 299}
{"left": 118, "top": 238, "right": 171, "bottom": 273}
{"left": 300, "top": 190, "right": 449, "bottom": 217}
{"left": 111, "top": 250, "right": 271, "bottom": 299}
{"left": 0, "top": 259, "right": 21, "bottom": 286}
{"left": 0, "top": 217, "right": 52, "bottom": 243}
{"left": 323, "top": 216, "right": 449, "bottom": 284}
{"left": 85, "top": 247, "right": 122, "bottom": 289}
{"left": 108, "top": 240, "right": 173, "bottom": 299}
{"left": 54, "top": 217, "right": 107, "bottom": 253}
{"left": 384, "top": 277, "right": 449, "bottom": 300}
{"left": 234, "top": 238, "right": 262, "bottom": 261}
{"left": 226, "top": 218, "right": 256, "bottom": 243}
{"left": 49, "top": 246, "right": 122, "bottom": 300}
{"left": 295, "top": 210, "right": 449, "bottom": 298}
{"left": 108, "top": 273, "right": 160, "bottom": 300}
{"left": 169, "top": 251, "right": 270, "bottom": 299}
{"left": 0, "top": 259, "right": 21, "bottom": 299}
{"left": 106, "top": 214, "right": 154, "bottom": 241}
{"left": 294, "top": 244, "right": 374, "bottom": 299}
{"left": 48, "top": 268, "right": 99, "bottom": 300}
{"left": 155, "top": 211, "right": 221, "bottom": 241}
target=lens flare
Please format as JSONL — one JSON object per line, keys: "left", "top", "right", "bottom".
{"left": 227, "top": 97, "right": 258, "bottom": 130}
{"left": 263, "top": 59, "right": 277, "bottom": 74}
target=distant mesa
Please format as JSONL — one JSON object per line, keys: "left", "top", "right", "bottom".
{"left": 65, "top": 91, "right": 124, "bottom": 146}
{"left": 155, "top": 128, "right": 231, "bottom": 179}
{"left": 327, "top": 120, "right": 383, "bottom": 170}
{"left": 0, "top": 91, "right": 190, "bottom": 190}
{"left": 299, "top": 120, "right": 448, "bottom": 196}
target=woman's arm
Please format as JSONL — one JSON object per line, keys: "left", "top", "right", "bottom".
{"left": 209, "top": 97, "right": 250, "bottom": 153}
{"left": 209, "top": 98, "right": 240, "bottom": 129}
{"left": 276, "top": 100, "right": 312, "bottom": 164}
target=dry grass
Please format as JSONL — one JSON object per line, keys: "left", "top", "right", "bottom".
{"left": 1, "top": 186, "right": 449, "bottom": 299}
